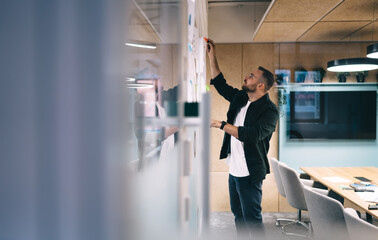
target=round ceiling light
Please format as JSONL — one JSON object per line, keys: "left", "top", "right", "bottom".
{"left": 327, "top": 58, "right": 378, "bottom": 72}
{"left": 367, "top": 43, "right": 378, "bottom": 59}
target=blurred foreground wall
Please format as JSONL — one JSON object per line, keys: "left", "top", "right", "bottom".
{"left": 0, "top": 0, "right": 130, "bottom": 239}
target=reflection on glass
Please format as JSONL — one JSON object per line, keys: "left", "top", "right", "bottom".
{"left": 291, "top": 92, "right": 321, "bottom": 121}
{"left": 275, "top": 69, "right": 290, "bottom": 85}
{"left": 125, "top": 1, "right": 210, "bottom": 239}
{"left": 288, "top": 91, "right": 376, "bottom": 140}
{"left": 295, "top": 71, "right": 322, "bottom": 83}
{"left": 133, "top": 80, "right": 179, "bottom": 168}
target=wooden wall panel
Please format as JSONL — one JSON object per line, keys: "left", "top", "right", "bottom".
{"left": 278, "top": 42, "right": 378, "bottom": 83}
{"left": 206, "top": 44, "right": 242, "bottom": 173}
{"left": 262, "top": 172, "right": 279, "bottom": 212}
{"left": 210, "top": 172, "right": 230, "bottom": 212}
{"left": 268, "top": 90, "right": 279, "bottom": 160}
{"left": 243, "top": 43, "right": 279, "bottom": 160}
{"left": 242, "top": 44, "right": 275, "bottom": 76}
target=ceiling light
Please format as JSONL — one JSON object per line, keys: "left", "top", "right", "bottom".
{"left": 367, "top": 43, "right": 378, "bottom": 59}
{"left": 327, "top": 58, "right": 378, "bottom": 72}
{"left": 125, "top": 83, "right": 154, "bottom": 89}
{"left": 125, "top": 42, "right": 156, "bottom": 49}
{"left": 126, "top": 77, "right": 136, "bottom": 82}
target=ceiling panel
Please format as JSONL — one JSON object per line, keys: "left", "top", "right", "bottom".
{"left": 209, "top": 3, "right": 270, "bottom": 43}
{"left": 254, "top": 22, "right": 314, "bottom": 42}
{"left": 264, "top": 0, "right": 342, "bottom": 22}
{"left": 349, "top": 20, "right": 378, "bottom": 41}
{"left": 298, "top": 21, "right": 370, "bottom": 42}
{"left": 321, "top": 0, "right": 376, "bottom": 21}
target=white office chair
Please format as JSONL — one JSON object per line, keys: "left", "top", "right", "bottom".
{"left": 303, "top": 186, "right": 349, "bottom": 240}
{"left": 269, "top": 158, "right": 315, "bottom": 227}
{"left": 278, "top": 162, "right": 328, "bottom": 238}
{"left": 344, "top": 208, "right": 378, "bottom": 240}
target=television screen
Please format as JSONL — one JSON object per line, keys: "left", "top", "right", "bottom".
{"left": 288, "top": 91, "right": 377, "bottom": 140}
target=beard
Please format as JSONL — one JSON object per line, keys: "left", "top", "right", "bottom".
{"left": 242, "top": 85, "right": 256, "bottom": 93}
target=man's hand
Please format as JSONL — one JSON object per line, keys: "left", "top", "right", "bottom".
{"left": 210, "top": 119, "right": 221, "bottom": 128}
{"left": 206, "top": 38, "right": 216, "bottom": 58}
{"left": 210, "top": 119, "right": 239, "bottom": 139}
{"left": 206, "top": 38, "right": 221, "bottom": 79}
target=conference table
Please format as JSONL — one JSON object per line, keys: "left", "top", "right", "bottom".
{"left": 300, "top": 167, "right": 378, "bottom": 222}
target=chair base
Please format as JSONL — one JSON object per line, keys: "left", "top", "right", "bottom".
{"left": 281, "top": 220, "right": 312, "bottom": 239}
{"left": 276, "top": 210, "right": 312, "bottom": 239}
{"left": 275, "top": 218, "right": 296, "bottom": 227}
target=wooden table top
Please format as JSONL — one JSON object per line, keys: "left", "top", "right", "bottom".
{"left": 300, "top": 167, "right": 378, "bottom": 219}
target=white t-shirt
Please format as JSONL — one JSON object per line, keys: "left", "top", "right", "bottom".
{"left": 226, "top": 101, "right": 252, "bottom": 177}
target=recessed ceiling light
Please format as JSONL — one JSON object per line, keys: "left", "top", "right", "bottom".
{"left": 327, "top": 58, "right": 378, "bottom": 72}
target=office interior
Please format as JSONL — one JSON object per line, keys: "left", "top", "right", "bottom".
{"left": 1, "top": 0, "right": 378, "bottom": 240}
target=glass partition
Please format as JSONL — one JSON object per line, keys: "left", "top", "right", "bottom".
{"left": 124, "top": 1, "right": 209, "bottom": 239}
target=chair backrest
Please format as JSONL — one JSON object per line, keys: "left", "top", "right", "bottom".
{"left": 303, "top": 186, "right": 349, "bottom": 240}
{"left": 277, "top": 162, "right": 307, "bottom": 210}
{"left": 344, "top": 208, "right": 378, "bottom": 240}
{"left": 269, "top": 158, "right": 286, "bottom": 197}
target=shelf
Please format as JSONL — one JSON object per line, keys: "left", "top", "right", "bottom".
{"left": 275, "top": 82, "right": 378, "bottom": 91}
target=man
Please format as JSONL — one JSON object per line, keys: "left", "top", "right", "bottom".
{"left": 207, "top": 39, "right": 278, "bottom": 239}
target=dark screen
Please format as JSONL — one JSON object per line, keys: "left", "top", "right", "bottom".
{"left": 289, "top": 91, "right": 377, "bottom": 140}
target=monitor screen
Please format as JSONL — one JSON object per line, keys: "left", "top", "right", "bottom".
{"left": 288, "top": 91, "right": 377, "bottom": 140}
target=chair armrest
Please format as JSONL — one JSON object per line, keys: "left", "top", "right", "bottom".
{"left": 312, "top": 187, "right": 329, "bottom": 196}
{"left": 301, "top": 179, "right": 314, "bottom": 187}
{"left": 344, "top": 208, "right": 359, "bottom": 218}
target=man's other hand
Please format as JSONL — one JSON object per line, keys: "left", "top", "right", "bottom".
{"left": 210, "top": 119, "right": 221, "bottom": 128}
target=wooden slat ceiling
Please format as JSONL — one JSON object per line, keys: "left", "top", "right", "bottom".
{"left": 253, "top": 0, "right": 378, "bottom": 42}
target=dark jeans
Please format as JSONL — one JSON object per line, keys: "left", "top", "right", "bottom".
{"left": 229, "top": 174, "right": 265, "bottom": 240}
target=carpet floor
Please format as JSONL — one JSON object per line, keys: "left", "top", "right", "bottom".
{"left": 209, "top": 211, "right": 377, "bottom": 240}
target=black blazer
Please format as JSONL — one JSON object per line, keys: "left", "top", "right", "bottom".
{"left": 211, "top": 72, "right": 279, "bottom": 182}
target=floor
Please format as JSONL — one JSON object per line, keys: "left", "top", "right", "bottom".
{"left": 209, "top": 211, "right": 378, "bottom": 240}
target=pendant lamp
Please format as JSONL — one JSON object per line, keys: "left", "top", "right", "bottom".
{"left": 367, "top": 43, "right": 378, "bottom": 59}
{"left": 327, "top": 57, "right": 378, "bottom": 72}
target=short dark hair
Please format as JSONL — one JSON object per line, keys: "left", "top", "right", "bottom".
{"left": 258, "top": 66, "right": 274, "bottom": 92}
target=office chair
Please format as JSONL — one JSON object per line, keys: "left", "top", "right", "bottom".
{"left": 269, "top": 158, "right": 316, "bottom": 227}
{"left": 303, "top": 186, "right": 349, "bottom": 240}
{"left": 344, "top": 208, "right": 378, "bottom": 240}
{"left": 278, "top": 162, "right": 328, "bottom": 238}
